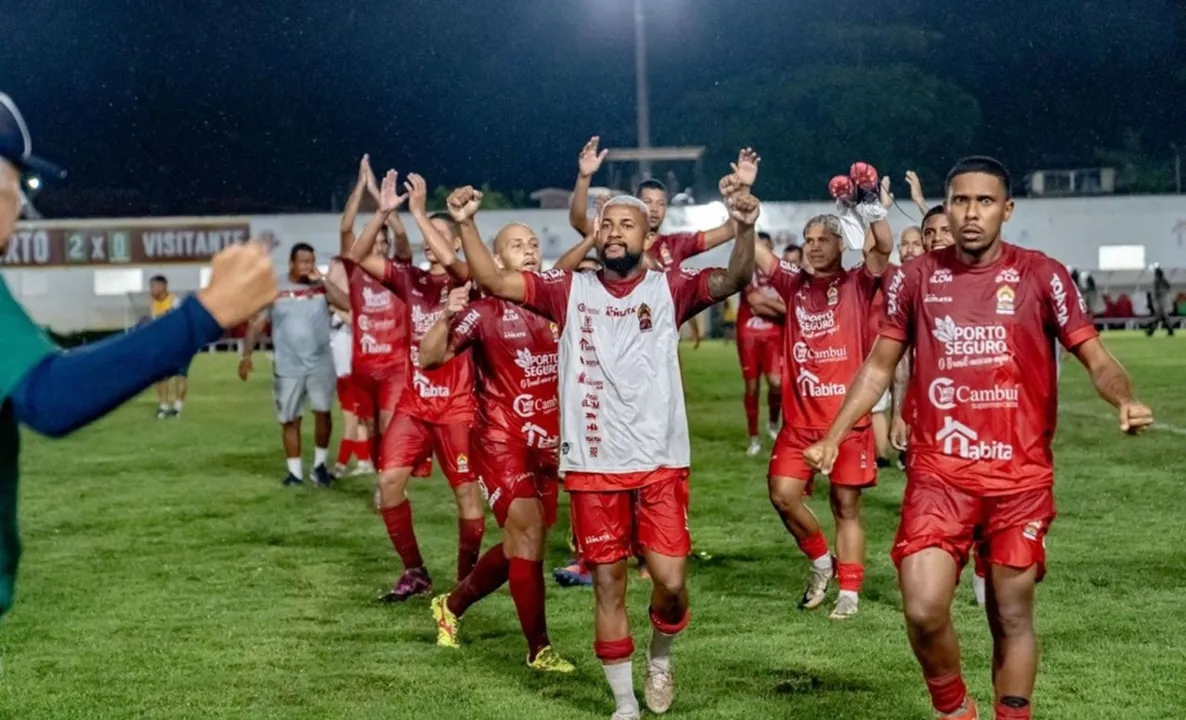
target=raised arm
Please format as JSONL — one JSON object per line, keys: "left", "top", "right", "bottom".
{"left": 366, "top": 167, "right": 413, "bottom": 261}
{"left": 569, "top": 136, "right": 608, "bottom": 237}
{"left": 1071, "top": 337, "right": 1153, "bottom": 433}
{"left": 406, "top": 173, "right": 468, "bottom": 280}
{"left": 348, "top": 170, "right": 408, "bottom": 279}
{"left": 322, "top": 260, "right": 351, "bottom": 311}
{"left": 747, "top": 289, "right": 786, "bottom": 318}
{"left": 448, "top": 186, "right": 527, "bottom": 302}
{"left": 860, "top": 176, "right": 894, "bottom": 275}
{"left": 706, "top": 192, "right": 759, "bottom": 301}
{"left": 905, "top": 171, "right": 929, "bottom": 218}
{"left": 339, "top": 155, "right": 372, "bottom": 253}
{"left": 419, "top": 283, "right": 472, "bottom": 369}
{"left": 551, "top": 231, "right": 598, "bottom": 272}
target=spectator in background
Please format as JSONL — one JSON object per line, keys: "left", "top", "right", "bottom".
{"left": 148, "top": 275, "right": 191, "bottom": 419}
{"left": 1145, "top": 267, "right": 1175, "bottom": 337}
{"left": 783, "top": 244, "right": 803, "bottom": 267}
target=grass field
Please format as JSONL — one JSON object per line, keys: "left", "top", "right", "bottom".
{"left": 1, "top": 334, "right": 1184, "bottom": 719}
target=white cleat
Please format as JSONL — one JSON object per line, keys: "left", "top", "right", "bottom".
{"left": 829, "top": 594, "right": 859, "bottom": 620}
{"left": 644, "top": 658, "right": 674, "bottom": 714}
{"left": 610, "top": 711, "right": 642, "bottom": 720}
{"left": 349, "top": 461, "right": 376, "bottom": 477}
{"left": 799, "top": 561, "right": 835, "bottom": 610}
{"left": 767, "top": 423, "right": 779, "bottom": 441}
{"left": 746, "top": 438, "right": 762, "bottom": 457}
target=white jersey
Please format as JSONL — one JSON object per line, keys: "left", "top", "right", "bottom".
{"left": 558, "top": 271, "right": 690, "bottom": 473}
{"left": 329, "top": 314, "right": 352, "bottom": 378}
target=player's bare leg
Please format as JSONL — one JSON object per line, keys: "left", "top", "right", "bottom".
{"left": 828, "top": 486, "right": 865, "bottom": 620}
{"left": 871, "top": 411, "right": 891, "bottom": 467}
{"left": 592, "top": 559, "right": 641, "bottom": 720}
{"left": 154, "top": 380, "right": 173, "bottom": 419}
{"left": 985, "top": 563, "right": 1038, "bottom": 719}
{"left": 310, "top": 410, "right": 333, "bottom": 486}
{"left": 349, "top": 418, "right": 373, "bottom": 475}
{"left": 900, "top": 549, "right": 977, "bottom": 718}
{"left": 768, "top": 475, "right": 833, "bottom": 609}
{"left": 743, "top": 377, "right": 762, "bottom": 455}
{"left": 643, "top": 550, "right": 689, "bottom": 715}
{"left": 281, "top": 418, "right": 303, "bottom": 486}
{"left": 376, "top": 466, "right": 432, "bottom": 601}
{"left": 450, "top": 480, "right": 487, "bottom": 581}
{"left": 172, "top": 376, "right": 187, "bottom": 416}
{"left": 765, "top": 373, "right": 781, "bottom": 440}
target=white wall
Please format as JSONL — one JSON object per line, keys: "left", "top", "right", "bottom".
{"left": 4, "top": 194, "right": 1185, "bottom": 331}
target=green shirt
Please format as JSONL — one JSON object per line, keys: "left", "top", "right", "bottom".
{"left": 0, "top": 275, "right": 56, "bottom": 618}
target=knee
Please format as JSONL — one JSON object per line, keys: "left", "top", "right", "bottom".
{"left": 830, "top": 493, "right": 862, "bottom": 522}
{"left": 767, "top": 377, "right": 781, "bottom": 391}
{"left": 592, "top": 564, "right": 627, "bottom": 605}
{"left": 993, "top": 599, "right": 1034, "bottom": 638}
{"left": 506, "top": 510, "right": 545, "bottom": 553}
{"left": 378, "top": 470, "right": 404, "bottom": 492}
{"left": 744, "top": 380, "right": 759, "bottom": 396}
{"left": 903, "top": 595, "right": 950, "bottom": 638}
{"left": 653, "top": 573, "right": 685, "bottom": 601}
{"left": 768, "top": 483, "right": 803, "bottom": 514}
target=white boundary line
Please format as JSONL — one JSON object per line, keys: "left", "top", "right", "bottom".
{"left": 1060, "top": 406, "right": 1186, "bottom": 437}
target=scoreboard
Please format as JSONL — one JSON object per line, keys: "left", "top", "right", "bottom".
{"left": 2, "top": 221, "right": 251, "bottom": 267}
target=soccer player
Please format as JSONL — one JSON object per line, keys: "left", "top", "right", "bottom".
{"left": 418, "top": 209, "right": 574, "bottom": 673}
{"left": 353, "top": 171, "right": 486, "bottom": 601}
{"left": 328, "top": 308, "right": 373, "bottom": 477}
{"left": 759, "top": 179, "right": 894, "bottom": 621}
{"left": 737, "top": 231, "right": 785, "bottom": 456}
{"left": 804, "top": 156, "right": 1153, "bottom": 720}
{"left": 148, "top": 275, "right": 190, "bottom": 419}
{"left": 569, "top": 137, "right": 760, "bottom": 271}
{"left": 783, "top": 244, "right": 803, "bottom": 267}
{"left": 240, "top": 243, "right": 336, "bottom": 487}
{"left": 463, "top": 181, "right": 758, "bottom": 720}
{"left": 0, "top": 92, "right": 277, "bottom": 619}
{"left": 923, "top": 204, "right": 955, "bottom": 252}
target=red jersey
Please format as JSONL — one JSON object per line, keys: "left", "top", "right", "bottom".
{"left": 339, "top": 257, "right": 408, "bottom": 378}
{"left": 868, "top": 286, "right": 887, "bottom": 344}
{"left": 447, "top": 297, "right": 560, "bottom": 450}
{"left": 647, "top": 232, "right": 704, "bottom": 271}
{"left": 767, "top": 260, "right": 882, "bottom": 430}
{"left": 380, "top": 260, "right": 475, "bottom": 422}
{"left": 880, "top": 243, "right": 1097, "bottom": 496}
{"left": 737, "top": 272, "right": 784, "bottom": 340}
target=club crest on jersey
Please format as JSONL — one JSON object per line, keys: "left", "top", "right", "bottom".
{"left": 455, "top": 454, "right": 469, "bottom": 473}
{"left": 637, "top": 303, "right": 653, "bottom": 332}
{"left": 659, "top": 246, "right": 673, "bottom": 267}
{"left": 549, "top": 322, "right": 559, "bottom": 341}
{"left": 827, "top": 284, "right": 839, "bottom": 306}
{"left": 1022, "top": 520, "right": 1043, "bottom": 541}
{"left": 995, "top": 285, "right": 1015, "bottom": 315}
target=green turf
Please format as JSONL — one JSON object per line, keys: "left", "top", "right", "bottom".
{"left": 1, "top": 333, "right": 1184, "bottom": 719}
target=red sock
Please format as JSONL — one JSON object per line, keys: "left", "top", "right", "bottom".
{"left": 457, "top": 516, "right": 487, "bottom": 581}
{"left": 924, "top": 671, "right": 968, "bottom": 715}
{"left": 994, "top": 700, "right": 1031, "bottom": 719}
{"left": 380, "top": 501, "right": 423, "bottom": 570}
{"left": 744, "top": 390, "right": 759, "bottom": 436}
{"left": 447, "top": 543, "right": 509, "bottom": 616}
{"left": 837, "top": 562, "right": 864, "bottom": 592}
{"left": 796, "top": 531, "right": 830, "bottom": 562}
{"left": 336, "top": 439, "right": 353, "bottom": 465}
{"left": 355, "top": 439, "right": 371, "bottom": 462}
{"left": 767, "top": 385, "right": 782, "bottom": 427}
{"left": 508, "top": 557, "right": 549, "bottom": 659}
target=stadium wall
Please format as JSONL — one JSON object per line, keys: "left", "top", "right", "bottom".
{"left": 3, "top": 194, "right": 1185, "bottom": 331}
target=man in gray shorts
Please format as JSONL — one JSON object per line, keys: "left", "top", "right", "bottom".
{"left": 240, "top": 242, "right": 336, "bottom": 487}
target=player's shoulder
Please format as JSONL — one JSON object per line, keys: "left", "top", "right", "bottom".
{"left": 1008, "top": 243, "right": 1062, "bottom": 276}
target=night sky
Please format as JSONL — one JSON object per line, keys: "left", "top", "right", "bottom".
{"left": 2, "top": 0, "right": 1183, "bottom": 215}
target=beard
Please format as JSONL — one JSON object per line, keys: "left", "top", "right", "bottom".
{"left": 601, "top": 249, "right": 643, "bottom": 275}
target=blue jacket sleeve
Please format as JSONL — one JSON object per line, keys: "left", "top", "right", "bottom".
{"left": 8, "top": 297, "right": 224, "bottom": 437}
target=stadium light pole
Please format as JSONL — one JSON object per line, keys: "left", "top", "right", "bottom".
{"left": 634, "top": 0, "right": 653, "bottom": 179}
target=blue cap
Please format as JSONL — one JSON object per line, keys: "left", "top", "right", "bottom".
{"left": 0, "top": 93, "right": 66, "bottom": 180}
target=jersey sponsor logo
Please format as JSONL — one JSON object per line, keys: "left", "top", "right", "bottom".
{"left": 995, "top": 268, "right": 1021, "bottom": 284}
{"left": 579, "top": 355, "right": 600, "bottom": 368}
{"left": 502, "top": 307, "right": 521, "bottom": 322}
{"left": 791, "top": 341, "right": 848, "bottom": 365}
{"left": 924, "top": 293, "right": 953, "bottom": 304}
{"left": 796, "top": 368, "right": 847, "bottom": 398}
{"left": 581, "top": 393, "right": 600, "bottom": 410}
{"left": 512, "top": 393, "right": 559, "bottom": 418}
{"left": 361, "top": 286, "right": 392, "bottom": 311}
{"left": 585, "top": 435, "right": 602, "bottom": 444}
{"left": 412, "top": 370, "right": 450, "bottom": 398}
{"left": 577, "top": 303, "right": 602, "bottom": 315}
{"left": 579, "top": 338, "right": 595, "bottom": 352}
{"left": 577, "top": 372, "right": 605, "bottom": 390}
{"left": 586, "top": 422, "right": 599, "bottom": 432}
{"left": 605, "top": 304, "right": 638, "bottom": 319}
{"left": 885, "top": 269, "right": 906, "bottom": 316}
{"left": 359, "top": 332, "right": 394, "bottom": 355}
{"left": 745, "top": 316, "right": 775, "bottom": 331}
{"left": 795, "top": 306, "right": 836, "bottom": 338}
{"left": 932, "top": 316, "right": 1008, "bottom": 358}
{"left": 930, "top": 268, "right": 953, "bottom": 284}
{"left": 927, "top": 377, "right": 1019, "bottom": 411}
{"left": 539, "top": 268, "right": 565, "bottom": 282}
{"left": 935, "top": 417, "right": 1013, "bottom": 460}
{"left": 357, "top": 314, "right": 396, "bottom": 332}
{"left": 520, "top": 422, "right": 554, "bottom": 448}
{"left": 513, "top": 348, "right": 558, "bottom": 388}
{"left": 995, "top": 285, "right": 1015, "bottom": 315}
{"left": 1049, "top": 272, "right": 1071, "bottom": 327}
{"left": 679, "top": 265, "right": 700, "bottom": 279}
{"left": 410, "top": 304, "right": 444, "bottom": 336}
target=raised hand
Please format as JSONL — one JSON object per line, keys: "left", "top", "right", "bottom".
{"left": 443, "top": 282, "right": 473, "bottom": 319}
{"left": 404, "top": 173, "right": 429, "bottom": 215}
{"left": 880, "top": 176, "right": 893, "bottom": 209}
{"left": 446, "top": 186, "right": 484, "bottom": 222}
{"left": 726, "top": 191, "right": 761, "bottom": 226}
{"left": 358, "top": 154, "right": 373, "bottom": 186}
{"left": 719, "top": 173, "right": 743, "bottom": 199}
{"left": 379, "top": 170, "right": 408, "bottom": 213}
{"left": 904, "top": 171, "right": 926, "bottom": 205}
{"left": 579, "top": 136, "right": 609, "bottom": 178}
{"left": 732, "top": 148, "right": 761, "bottom": 187}
{"left": 1119, "top": 401, "right": 1154, "bottom": 435}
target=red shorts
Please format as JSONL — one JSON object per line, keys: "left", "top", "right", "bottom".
{"left": 737, "top": 334, "right": 782, "bottom": 380}
{"left": 352, "top": 368, "right": 406, "bottom": 421}
{"left": 336, "top": 376, "right": 359, "bottom": 415}
{"left": 892, "top": 473, "right": 1055, "bottom": 580}
{"left": 768, "top": 425, "right": 876, "bottom": 492}
{"left": 381, "top": 412, "right": 472, "bottom": 487}
{"left": 475, "top": 439, "right": 559, "bottom": 528}
{"left": 569, "top": 469, "right": 690, "bottom": 565}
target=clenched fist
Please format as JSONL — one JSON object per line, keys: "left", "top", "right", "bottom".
{"left": 802, "top": 439, "right": 839, "bottom": 476}
{"left": 727, "top": 191, "right": 761, "bottom": 226}
{"left": 446, "top": 186, "right": 483, "bottom": 223}
{"left": 719, "top": 173, "right": 743, "bottom": 199}
{"left": 1119, "top": 401, "right": 1154, "bottom": 435}
{"left": 198, "top": 241, "right": 277, "bottom": 329}
{"left": 442, "top": 281, "right": 473, "bottom": 320}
